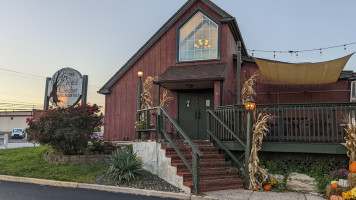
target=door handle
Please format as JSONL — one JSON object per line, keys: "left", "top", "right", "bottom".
{"left": 198, "top": 112, "right": 201, "bottom": 119}
{"left": 195, "top": 111, "right": 197, "bottom": 119}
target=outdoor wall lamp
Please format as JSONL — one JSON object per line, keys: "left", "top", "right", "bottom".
{"left": 244, "top": 96, "right": 256, "bottom": 111}
{"left": 137, "top": 70, "right": 143, "bottom": 78}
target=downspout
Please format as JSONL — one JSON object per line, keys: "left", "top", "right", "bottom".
{"left": 237, "top": 41, "right": 242, "bottom": 105}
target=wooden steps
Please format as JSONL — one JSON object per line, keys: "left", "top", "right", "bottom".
{"left": 161, "top": 140, "right": 244, "bottom": 192}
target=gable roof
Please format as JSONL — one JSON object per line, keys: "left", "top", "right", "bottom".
{"left": 98, "top": 0, "right": 248, "bottom": 94}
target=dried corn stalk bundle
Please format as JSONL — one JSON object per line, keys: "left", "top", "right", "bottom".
{"left": 241, "top": 71, "right": 259, "bottom": 104}
{"left": 140, "top": 76, "right": 154, "bottom": 121}
{"left": 160, "top": 89, "right": 174, "bottom": 108}
{"left": 342, "top": 122, "right": 356, "bottom": 164}
{"left": 249, "top": 112, "right": 273, "bottom": 190}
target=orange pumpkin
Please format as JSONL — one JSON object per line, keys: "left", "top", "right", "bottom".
{"left": 331, "top": 183, "right": 338, "bottom": 188}
{"left": 330, "top": 195, "right": 345, "bottom": 200}
{"left": 263, "top": 185, "right": 271, "bottom": 191}
{"left": 350, "top": 162, "right": 356, "bottom": 173}
{"left": 252, "top": 185, "right": 259, "bottom": 190}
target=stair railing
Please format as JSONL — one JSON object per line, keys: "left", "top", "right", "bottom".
{"left": 206, "top": 109, "right": 247, "bottom": 179}
{"left": 136, "top": 106, "right": 203, "bottom": 194}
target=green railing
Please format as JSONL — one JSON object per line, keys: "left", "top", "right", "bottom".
{"left": 214, "top": 103, "right": 356, "bottom": 143}
{"left": 136, "top": 107, "right": 203, "bottom": 194}
{"left": 206, "top": 109, "right": 253, "bottom": 186}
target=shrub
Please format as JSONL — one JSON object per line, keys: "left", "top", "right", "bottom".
{"left": 107, "top": 149, "right": 144, "bottom": 182}
{"left": 26, "top": 104, "right": 102, "bottom": 155}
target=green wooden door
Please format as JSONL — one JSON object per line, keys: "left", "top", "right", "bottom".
{"left": 178, "top": 91, "right": 214, "bottom": 140}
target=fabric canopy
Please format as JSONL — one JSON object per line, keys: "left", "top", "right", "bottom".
{"left": 252, "top": 53, "right": 354, "bottom": 84}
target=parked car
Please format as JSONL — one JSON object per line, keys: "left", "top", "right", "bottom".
{"left": 92, "top": 132, "right": 103, "bottom": 141}
{"left": 11, "top": 128, "right": 25, "bottom": 139}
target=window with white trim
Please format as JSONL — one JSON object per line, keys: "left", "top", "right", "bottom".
{"left": 351, "top": 81, "right": 356, "bottom": 102}
{"left": 178, "top": 11, "right": 218, "bottom": 62}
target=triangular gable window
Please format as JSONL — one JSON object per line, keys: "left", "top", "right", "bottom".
{"left": 178, "top": 11, "right": 219, "bottom": 62}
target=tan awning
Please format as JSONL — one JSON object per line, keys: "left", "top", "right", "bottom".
{"left": 252, "top": 53, "right": 354, "bottom": 84}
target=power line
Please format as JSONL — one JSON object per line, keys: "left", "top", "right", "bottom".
{"left": 0, "top": 66, "right": 102, "bottom": 88}
{"left": 0, "top": 66, "right": 46, "bottom": 78}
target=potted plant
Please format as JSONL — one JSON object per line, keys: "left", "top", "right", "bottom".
{"left": 135, "top": 121, "right": 155, "bottom": 140}
{"left": 331, "top": 169, "right": 350, "bottom": 187}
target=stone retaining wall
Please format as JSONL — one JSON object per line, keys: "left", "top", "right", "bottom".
{"left": 44, "top": 151, "right": 109, "bottom": 165}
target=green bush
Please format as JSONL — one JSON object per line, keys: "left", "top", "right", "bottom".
{"left": 107, "top": 149, "right": 144, "bottom": 182}
{"left": 26, "top": 104, "right": 102, "bottom": 155}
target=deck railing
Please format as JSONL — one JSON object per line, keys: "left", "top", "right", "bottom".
{"left": 136, "top": 107, "right": 203, "bottom": 194}
{"left": 212, "top": 103, "right": 356, "bottom": 143}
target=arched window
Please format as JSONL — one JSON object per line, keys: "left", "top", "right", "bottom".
{"left": 178, "top": 11, "right": 219, "bottom": 62}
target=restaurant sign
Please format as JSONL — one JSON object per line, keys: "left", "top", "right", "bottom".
{"left": 48, "top": 68, "right": 83, "bottom": 108}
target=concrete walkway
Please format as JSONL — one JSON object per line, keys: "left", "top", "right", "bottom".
{"left": 205, "top": 189, "right": 325, "bottom": 200}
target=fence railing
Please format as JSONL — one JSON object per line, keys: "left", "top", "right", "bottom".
{"left": 213, "top": 103, "right": 356, "bottom": 143}
{"left": 136, "top": 107, "right": 203, "bottom": 194}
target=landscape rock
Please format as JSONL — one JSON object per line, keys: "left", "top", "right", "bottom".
{"left": 286, "top": 172, "right": 318, "bottom": 192}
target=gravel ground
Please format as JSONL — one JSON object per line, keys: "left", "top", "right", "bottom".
{"left": 95, "top": 171, "right": 183, "bottom": 193}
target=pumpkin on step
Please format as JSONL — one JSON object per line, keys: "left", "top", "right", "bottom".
{"left": 330, "top": 195, "right": 345, "bottom": 200}
{"left": 350, "top": 162, "right": 356, "bottom": 173}
{"left": 263, "top": 185, "right": 271, "bottom": 191}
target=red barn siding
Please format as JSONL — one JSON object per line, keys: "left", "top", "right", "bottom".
{"left": 104, "top": 0, "right": 239, "bottom": 141}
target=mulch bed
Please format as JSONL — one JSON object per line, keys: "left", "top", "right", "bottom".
{"left": 95, "top": 171, "right": 183, "bottom": 193}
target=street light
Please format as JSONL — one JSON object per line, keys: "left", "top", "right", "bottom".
{"left": 244, "top": 96, "right": 255, "bottom": 188}
{"left": 244, "top": 96, "right": 256, "bottom": 111}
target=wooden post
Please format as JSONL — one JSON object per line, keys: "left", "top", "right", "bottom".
{"left": 43, "top": 77, "right": 51, "bottom": 110}
{"left": 192, "top": 150, "right": 200, "bottom": 194}
{"left": 245, "top": 110, "right": 253, "bottom": 187}
{"left": 81, "top": 75, "right": 88, "bottom": 104}
{"left": 156, "top": 84, "right": 161, "bottom": 140}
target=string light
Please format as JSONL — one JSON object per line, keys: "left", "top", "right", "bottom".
{"left": 247, "top": 41, "right": 356, "bottom": 58}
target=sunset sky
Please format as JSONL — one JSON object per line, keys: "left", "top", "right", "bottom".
{"left": 1, "top": 0, "right": 355, "bottom": 112}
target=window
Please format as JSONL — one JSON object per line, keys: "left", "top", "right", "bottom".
{"left": 351, "top": 81, "right": 356, "bottom": 102}
{"left": 178, "top": 11, "right": 219, "bottom": 62}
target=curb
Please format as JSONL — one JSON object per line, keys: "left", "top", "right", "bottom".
{"left": 0, "top": 175, "right": 217, "bottom": 200}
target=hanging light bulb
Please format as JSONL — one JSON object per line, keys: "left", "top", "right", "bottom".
{"left": 296, "top": 52, "right": 299, "bottom": 58}
{"left": 344, "top": 45, "right": 347, "bottom": 52}
{"left": 320, "top": 49, "right": 323, "bottom": 56}
{"left": 273, "top": 51, "right": 276, "bottom": 58}
{"left": 252, "top": 50, "right": 254, "bottom": 56}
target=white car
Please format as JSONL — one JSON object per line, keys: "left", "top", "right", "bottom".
{"left": 11, "top": 128, "right": 25, "bottom": 139}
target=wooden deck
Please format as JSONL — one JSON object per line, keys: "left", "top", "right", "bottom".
{"left": 207, "top": 103, "right": 356, "bottom": 154}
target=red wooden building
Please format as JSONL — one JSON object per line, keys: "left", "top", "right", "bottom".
{"left": 99, "top": 0, "right": 356, "bottom": 193}
{"left": 99, "top": 0, "right": 355, "bottom": 143}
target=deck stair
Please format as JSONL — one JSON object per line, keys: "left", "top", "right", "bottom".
{"left": 161, "top": 140, "right": 244, "bottom": 192}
